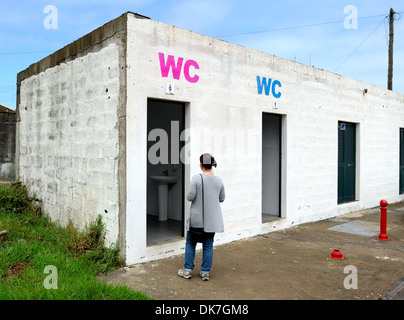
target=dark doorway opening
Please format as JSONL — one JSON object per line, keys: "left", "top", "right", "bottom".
{"left": 146, "top": 99, "right": 185, "bottom": 244}
{"left": 262, "top": 113, "right": 282, "bottom": 222}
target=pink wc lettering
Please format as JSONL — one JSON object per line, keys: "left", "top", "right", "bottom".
{"left": 159, "top": 52, "right": 199, "bottom": 83}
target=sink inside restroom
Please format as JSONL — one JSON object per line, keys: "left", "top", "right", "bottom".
{"left": 150, "top": 175, "right": 179, "bottom": 185}
{"left": 150, "top": 175, "right": 179, "bottom": 221}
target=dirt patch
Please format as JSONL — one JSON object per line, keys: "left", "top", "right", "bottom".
{"left": 2, "top": 262, "right": 31, "bottom": 280}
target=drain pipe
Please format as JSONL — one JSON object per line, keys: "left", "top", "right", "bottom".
{"left": 378, "top": 200, "right": 389, "bottom": 241}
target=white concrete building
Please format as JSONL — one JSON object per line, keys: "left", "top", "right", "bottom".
{"left": 16, "top": 12, "right": 404, "bottom": 266}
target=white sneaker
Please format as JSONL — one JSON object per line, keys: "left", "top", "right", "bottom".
{"left": 200, "top": 271, "right": 210, "bottom": 281}
{"left": 177, "top": 268, "right": 192, "bottom": 279}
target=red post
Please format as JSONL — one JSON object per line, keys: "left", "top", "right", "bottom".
{"left": 378, "top": 199, "right": 389, "bottom": 240}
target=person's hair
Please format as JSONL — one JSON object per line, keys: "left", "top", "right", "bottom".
{"left": 200, "top": 153, "right": 217, "bottom": 169}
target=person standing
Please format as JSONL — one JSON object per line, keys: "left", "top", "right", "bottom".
{"left": 178, "top": 153, "right": 225, "bottom": 281}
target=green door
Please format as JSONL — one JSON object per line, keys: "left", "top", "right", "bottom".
{"left": 400, "top": 129, "right": 404, "bottom": 194}
{"left": 338, "top": 122, "right": 356, "bottom": 204}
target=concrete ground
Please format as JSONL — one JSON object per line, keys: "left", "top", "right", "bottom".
{"left": 101, "top": 202, "right": 404, "bottom": 300}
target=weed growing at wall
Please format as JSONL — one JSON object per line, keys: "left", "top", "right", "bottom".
{"left": 0, "top": 182, "right": 41, "bottom": 215}
{"left": 0, "top": 182, "right": 151, "bottom": 300}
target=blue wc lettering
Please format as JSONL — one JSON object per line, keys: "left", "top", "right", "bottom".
{"left": 256, "top": 76, "right": 282, "bottom": 98}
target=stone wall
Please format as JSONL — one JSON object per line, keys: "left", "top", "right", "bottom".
{"left": 0, "top": 105, "right": 16, "bottom": 181}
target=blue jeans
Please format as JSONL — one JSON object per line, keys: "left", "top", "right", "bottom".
{"left": 184, "top": 231, "right": 215, "bottom": 274}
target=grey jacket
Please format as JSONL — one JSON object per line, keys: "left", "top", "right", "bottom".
{"left": 186, "top": 174, "right": 225, "bottom": 233}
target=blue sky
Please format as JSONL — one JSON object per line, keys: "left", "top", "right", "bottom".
{"left": 1, "top": 0, "right": 403, "bottom": 109}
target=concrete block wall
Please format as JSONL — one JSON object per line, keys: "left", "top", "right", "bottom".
{"left": 0, "top": 105, "right": 16, "bottom": 181}
{"left": 125, "top": 14, "right": 404, "bottom": 264}
{"left": 18, "top": 43, "right": 121, "bottom": 246}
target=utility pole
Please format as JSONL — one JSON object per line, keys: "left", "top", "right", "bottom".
{"left": 387, "top": 8, "right": 395, "bottom": 91}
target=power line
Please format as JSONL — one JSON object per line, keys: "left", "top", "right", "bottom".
{"left": 0, "top": 50, "right": 54, "bottom": 56}
{"left": 334, "top": 17, "right": 386, "bottom": 72}
{"left": 334, "top": 9, "right": 401, "bottom": 73}
{"left": 0, "top": 11, "right": 402, "bottom": 58}
{"left": 214, "top": 13, "right": 392, "bottom": 38}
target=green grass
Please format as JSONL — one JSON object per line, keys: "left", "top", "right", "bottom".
{"left": 0, "top": 182, "right": 152, "bottom": 300}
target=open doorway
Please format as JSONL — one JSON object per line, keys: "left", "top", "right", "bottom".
{"left": 147, "top": 99, "right": 185, "bottom": 244}
{"left": 262, "top": 113, "right": 282, "bottom": 222}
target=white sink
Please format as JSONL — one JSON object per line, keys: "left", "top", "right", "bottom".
{"left": 150, "top": 175, "right": 179, "bottom": 221}
{"left": 150, "top": 175, "right": 179, "bottom": 185}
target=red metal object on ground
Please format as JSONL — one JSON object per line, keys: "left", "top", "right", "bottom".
{"left": 330, "top": 249, "right": 344, "bottom": 259}
{"left": 378, "top": 199, "right": 389, "bottom": 241}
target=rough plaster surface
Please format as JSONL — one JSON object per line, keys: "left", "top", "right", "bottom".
{"left": 18, "top": 44, "right": 120, "bottom": 246}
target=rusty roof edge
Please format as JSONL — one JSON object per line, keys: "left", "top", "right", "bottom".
{"left": 0, "top": 104, "right": 16, "bottom": 113}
